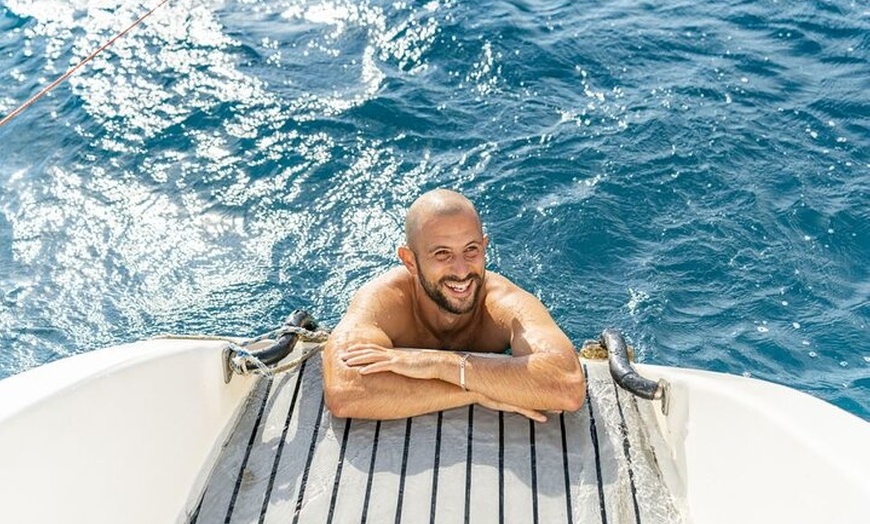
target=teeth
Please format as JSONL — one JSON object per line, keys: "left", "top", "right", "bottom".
{"left": 447, "top": 281, "right": 470, "bottom": 292}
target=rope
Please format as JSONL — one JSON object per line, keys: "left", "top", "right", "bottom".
{"left": 154, "top": 325, "right": 330, "bottom": 346}
{"left": 228, "top": 341, "right": 326, "bottom": 378}
{"left": 157, "top": 321, "right": 331, "bottom": 377}
{"left": 267, "top": 344, "right": 326, "bottom": 375}
{"left": 228, "top": 345, "right": 276, "bottom": 377}
{"left": 230, "top": 323, "right": 330, "bottom": 376}
{"left": 0, "top": 0, "right": 171, "bottom": 129}
{"left": 245, "top": 325, "right": 331, "bottom": 346}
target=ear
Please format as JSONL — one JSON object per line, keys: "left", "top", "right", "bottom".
{"left": 398, "top": 245, "right": 417, "bottom": 275}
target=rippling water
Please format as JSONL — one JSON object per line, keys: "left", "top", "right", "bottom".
{"left": 1, "top": 0, "right": 868, "bottom": 419}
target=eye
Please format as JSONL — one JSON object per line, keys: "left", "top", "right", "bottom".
{"left": 465, "top": 245, "right": 481, "bottom": 258}
{"left": 434, "top": 250, "right": 451, "bottom": 261}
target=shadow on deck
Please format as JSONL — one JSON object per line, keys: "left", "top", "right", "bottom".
{"left": 189, "top": 356, "right": 681, "bottom": 524}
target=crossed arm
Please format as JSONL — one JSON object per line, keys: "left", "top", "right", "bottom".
{"left": 322, "top": 289, "right": 586, "bottom": 422}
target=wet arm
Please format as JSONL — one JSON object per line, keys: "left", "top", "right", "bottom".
{"left": 343, "top": 293, "right": 586, "bottom": 412}
{"left": 322, "top": 325, "right": 479, "bottom": 420}
{"left": 346, "top": 338, "right": 584, "bottom": 413}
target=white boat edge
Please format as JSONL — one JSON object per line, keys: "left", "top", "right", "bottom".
{"left": 0, "top": 338, "right": 258, "bottom": 524}
{"left": 0, "top": 338, "right": 868, "bottom": 524}
{"left": 635, "top": 362, "right": 870, "bottom": 523}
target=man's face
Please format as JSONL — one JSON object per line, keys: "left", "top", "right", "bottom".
{"left": 411, "top": 212, "right": 487, "bottom": 315}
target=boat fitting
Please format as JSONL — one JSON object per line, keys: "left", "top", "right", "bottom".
{"left": 600, "top": 328, "right": 670, "bottom": 415}
{"left": 223, "top": 309, "right": 319, "bottom": 383}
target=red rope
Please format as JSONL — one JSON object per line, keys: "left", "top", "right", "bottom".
{"left": 0, "top": 0, "right": 171, "bottom": 128}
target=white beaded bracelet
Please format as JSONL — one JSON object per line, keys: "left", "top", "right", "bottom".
{"left": 459, "top": 352, "right": 470, "bottom": 391}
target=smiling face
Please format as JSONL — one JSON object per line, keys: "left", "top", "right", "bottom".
{"left": 400, "top": 190, "right": 488, "bottom": 316}
{"left": 412, "top": 212, "right": 488, "bottom": 315}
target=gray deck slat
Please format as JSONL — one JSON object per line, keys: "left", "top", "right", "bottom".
{"left": 535, "top": 412, "right": 573, "bottom": 524}
{"left": 562, "top": 394, "right": 605, "bottom": 524}
{"left": 261, "top": 363, "right": 323, "bottom": 524}
{"left": 395, "top": 412, "right": 439, "bottom": 523}
{"left": 467, "top": 406, "right": 501, "bottom": 524}
{"left": 614, "top": 387, "right": 683, "bottom": 524}
{"left": 499, "top": 405, "right": 535, "bottom": 524}
{"left": 361, "top": 416, "right": 407, "bottom": 522}
{"left": 589, "top": 375, "right": 642, "bottom": 524}
{"left": 191, "top": 355, "right": 682, "bottom": 524}
{"left": 329, "top": 418, "right": 377, "bottom": 523}
{"left": 232, "top": 373, "right": 301, "bottom": 524}
{"left": 431, "top": 406, "right": 473, "bottom": 524}
{"left": 290, "top": 394, "right": 341, "bottom": 523}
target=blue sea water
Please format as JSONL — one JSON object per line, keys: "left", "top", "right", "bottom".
{"left": 0, "top": 0, "right": 867, "bottom": 419}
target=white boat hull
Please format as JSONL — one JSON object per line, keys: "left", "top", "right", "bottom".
{"left": 0, "top": 338, "right": 868, "bottom": 523}
{"left": 0, "top": 339, "right": 257, "bottom": 524}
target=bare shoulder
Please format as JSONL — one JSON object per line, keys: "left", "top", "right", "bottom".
{"left": 336, "top": 267, "right": 413, "bottom": 334}
{"left": 484, "top": 272, "right": 543, "bottom": 317}
{"left": 483, "top": 271, "right": 572, "bottom": 356}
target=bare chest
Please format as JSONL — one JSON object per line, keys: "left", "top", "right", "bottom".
{"left": 389, "top": 313, "right": 509, "bottom": 353}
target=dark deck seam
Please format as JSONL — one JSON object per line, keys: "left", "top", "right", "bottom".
{"left": 394, "top": 418, "right": 413, "bottom": 524}
{"left": 559, "top": 412, "right": 574, "bottom": 524}
{"left": 325, "top": 416, "right": 352, "bottom": 524}
{"left": 189, "top": 492, "right": 204, "bottom": 524}
{"left": 224, "top": 376, "right": 274, "bottom": 524}
{"left": 260, "top": 361, "right": 308, "bottom": 524}
{"left": 529, "top": 419, "right": 539, "bottom": 524}
{"left": 613, "top": 384, "right": 643, "bottom": 524}
{"left": 291, "top": 392, "right": 325, "bottom": 524}
{"left": 584, "top": 364, "right": 608, "bottom": 524}
{"left": 360, "top": 420, "right": 382, "bottom": 524}
{"left": 464, "top": 405, "right": 474, "bottom": 524}
{"left": 498, "top": 411, "right": 505, "bottom": 524}
{"left": 429, "top": 411, "right": 443, "bottom": 524}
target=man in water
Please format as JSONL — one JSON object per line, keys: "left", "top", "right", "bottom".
{"left": 323, "top": 189, "right": 585, "bottom": 422}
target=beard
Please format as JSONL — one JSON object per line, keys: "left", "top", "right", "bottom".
{"left": 418, "top": 268, "right": 484, "bottom": 315}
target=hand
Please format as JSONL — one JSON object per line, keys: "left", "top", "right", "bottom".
{"left": 475, "top": 394, "right": 548, "bottom": 423}
{"left": 340, "top": 343, "right": 435, "bottom": 380}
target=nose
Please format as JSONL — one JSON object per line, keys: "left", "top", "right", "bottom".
{"left": 450, "top": 255, "right": 470, "bottom": 278}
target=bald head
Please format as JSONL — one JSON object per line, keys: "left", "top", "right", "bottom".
{"left": 405, "top": 189, "right": 482, "bottom": 251}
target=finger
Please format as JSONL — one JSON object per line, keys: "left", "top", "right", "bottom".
{"left": 347, "top": 342, "right": 388, "bottom": 351}
{"left": 503, "top": 404, "right": 547, "bottom": 423}
{"left": 341, "top": 348, "right": 386, "bottom": 362}
{"left": 478, "top": 400, "right": 547, "bottom": 423}
{"left": 343, "top": 344, "right": 378, "bottom": 355}
{"left": 358, "top": 361, "right": 394, "bottom": 375}
{"left": 521, "top": 409, "right": 548, "bottom": 423}
{"left": 343, "top": 353, "right": 388, "bottom": 366}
